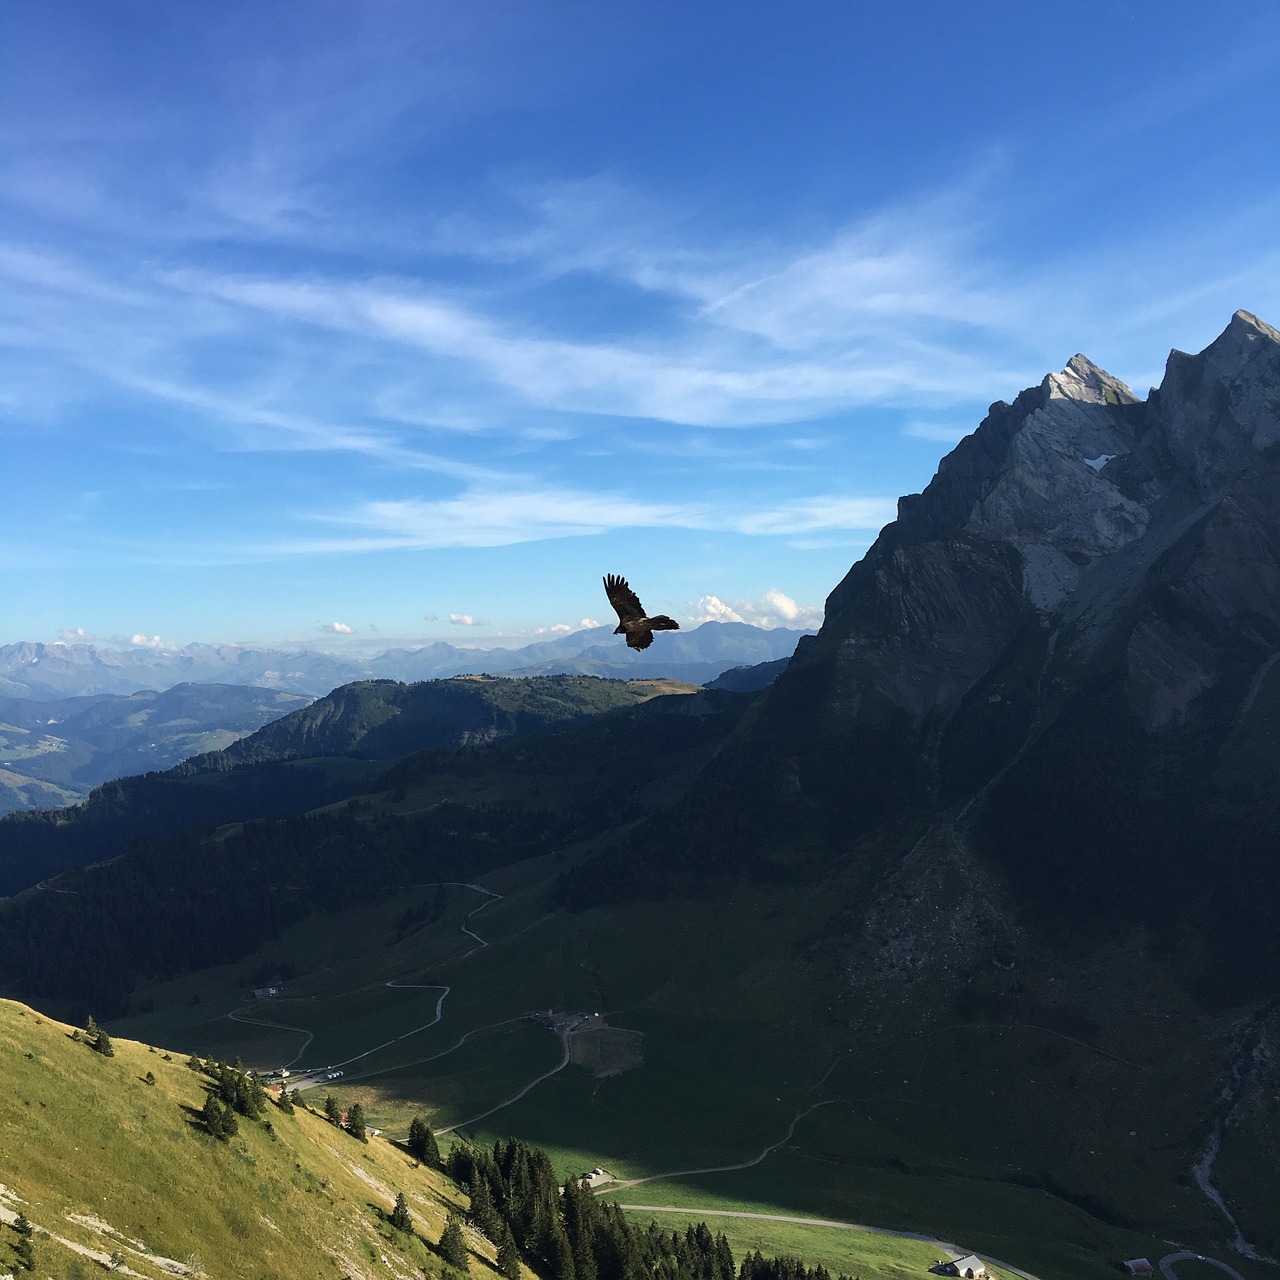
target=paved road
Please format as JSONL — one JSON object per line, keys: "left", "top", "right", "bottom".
{"left": 1159, "top": 1251, "right": 1247, "bottom": 1280}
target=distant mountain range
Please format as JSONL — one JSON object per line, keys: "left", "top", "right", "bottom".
{"left": 0, "top": 621, "right": 809, "bottom": 700}
{"left": 0, "top": 683, "right": 310, "bottom": 817}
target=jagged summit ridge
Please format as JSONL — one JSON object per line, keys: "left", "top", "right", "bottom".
{"left": 829, "top": 310, "right": 1279, "bottom": 626}
{"left": 1158, "top": 308, "right": 1280, "bottom": 495}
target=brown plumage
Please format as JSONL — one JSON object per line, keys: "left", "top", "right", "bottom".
{"left": 603, "top": 574, "right": 680, "bottom": 651}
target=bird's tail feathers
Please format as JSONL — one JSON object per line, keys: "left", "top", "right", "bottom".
{"left": 649, "top": 616, "right": 679, "bottom": 630}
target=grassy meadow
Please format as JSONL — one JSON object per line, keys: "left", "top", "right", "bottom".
{"left": 0, "top": 998, "right": 522, "bottom": 1280}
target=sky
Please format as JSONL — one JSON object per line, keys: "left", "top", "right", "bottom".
{"left": 3, "top": 1, "right": 1279, "bottom": 652}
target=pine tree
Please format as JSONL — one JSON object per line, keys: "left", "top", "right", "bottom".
{"left": 13, "top": 1213, "right": 32, "bottom": 1236}
{"left": 467, "top": 1172, "right": 502, "bottom": 1240}
{"left": 324, "top": 1094, "right": 342, "bottom": 1126}
{"left": 276, "top": 1086, "right": 295, "bottom": 1114}
{"left": 201, "top": 1092, "right": 237, "bottom": 1141}
{"left": 407, "top": 1113, "right": 441, "bottom": 1165}
{"left": 439, "top": 1213, "right": 470, "bottom": 1273}
{"left": 13, "top": 1231, "right": 36, "bottom": 1272}
{"left": 83, "top": 1015, "right": 113, "bottom": 1057}
{"left": 247, "top": 1073, "right": 268, "bottom": 1117}
{"left": 497, "top": 1224, "right": 522, "bottom": 1280}
{"left": 347, "top": 1101, "right": 368, "bottom": 1142}
{"left": 545, "top": 1218, "right": 576, "bottom": 1280}
{"left": 389, "top": 1191, "right": 413, "bottom": 1233}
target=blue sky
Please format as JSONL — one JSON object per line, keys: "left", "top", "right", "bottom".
{"left": 4, "top": 1, "right": 1279, "bottom": 651}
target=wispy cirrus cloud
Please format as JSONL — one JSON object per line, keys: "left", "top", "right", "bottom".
{"left": 273, "top": 487, "right": 894, "bottom": 554}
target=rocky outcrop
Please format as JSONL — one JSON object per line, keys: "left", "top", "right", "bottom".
{"left": 819, "top": 309, "right": 1280, "bottom": 727}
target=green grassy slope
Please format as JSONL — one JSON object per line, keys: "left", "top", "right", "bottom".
{"left": 0, "top": 997, "right": 515, "bottom": 1280}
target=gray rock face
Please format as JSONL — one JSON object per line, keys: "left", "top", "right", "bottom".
{"left": 1159, "top": 310, "right": 1280, "bottom": 496}
{"left": 966, "top": 355, "right": 1149, "bottom": 611}
{"left": 821, "top": 308, "right": 1280, "bottom": 726}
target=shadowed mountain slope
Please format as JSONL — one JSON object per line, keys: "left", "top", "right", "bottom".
{"left": 568, "top": 311, "right": 1280, "bottom": 1001}
{"left": 0, "top": 675, "right": 696, "bottom": 899}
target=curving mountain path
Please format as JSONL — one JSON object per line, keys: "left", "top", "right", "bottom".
{"left": 1158, "top": 1252, "right": 1246, "bottom": 1280}
{"left": 615, "top": 1205, "right": 1045, "bottom": 1280}
{"left": 223, "top": 881, "right": 501, "bottom": 1084}
{"left": 608, "top": 1100, "right": 846, "bottom": 1190}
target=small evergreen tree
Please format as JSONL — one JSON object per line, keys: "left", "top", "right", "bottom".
{"left": 347, "top": 1101, "right": 368, "bottom": 1142}
{"left": 13, "top": 1213, "right": 32, "bottom": 1236}
{"left": 13, "top": 1231, "right": 36, "bottom": 1272}
{"left": 389, "top": 1191, "right": 413, "bottom": 1233}
{"left": 276, "top": 1086, "right": 296, "bottom": 1114}
{"left": 93, "top": 1026, "right": 115, "bottom": 1057}
{"left": 143, "top": 1070, "right": 156, "bottom": 1086}
{"left": 201, "top": 1092, "right": 237, "bottom": 1141}
{"left": 407, "top": 1113, "right": 440, "bottom": 1165}
{"left": 324, "top": 1093, "right": 342, "bottom": 1126}
{"left": 247, "top": 1073, "right": 268, "bottom": 1116}
{"left": 439, "top": 1213, "right": 470, "bottom": 1273}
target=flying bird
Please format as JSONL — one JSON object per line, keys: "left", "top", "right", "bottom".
{"left": 603, "top": 574, "right": 680, "bottom": 650}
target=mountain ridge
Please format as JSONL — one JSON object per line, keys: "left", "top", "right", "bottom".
{"left": 0, "top": 683, "right": 311, "bottom": 817}
{"left": 0, "top": 622, "right": 810, "bottom": 700}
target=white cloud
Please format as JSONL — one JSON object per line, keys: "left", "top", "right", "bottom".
{"left": 692, "top": 595, "right": 745, "bottom": 624}
{"left": 130, "top": 633, "right": 175, "bottom": 649}
{"left": 321, "top": 621, "right": 355, "bottom": 634}
{"left": 763, "top": 588, "right": 803, "bottom": 622}
{"left": 449, "top": 613, "right": 489, "bottom": 627}
{"left": 531, "top": 623, "right": 574, "bottom": 634}
{"left": 580, "top": 617, "right": 601, "bottom": 628}
{"left": 688, "top": 589, "right": 822, "bottom": 630}
{"left": 57, "top": 627, "right": 94, "bottom": 643}
{"left": 423, "top": 612, "right": 438, "bottom": 622}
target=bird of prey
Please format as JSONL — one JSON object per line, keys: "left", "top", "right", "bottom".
{"left": 603, "top": 574, "right": 680, "bottom": 650}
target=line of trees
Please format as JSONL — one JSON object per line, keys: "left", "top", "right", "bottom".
{"left": 439, "top": 1137, "right": 859, "bottom": 1280}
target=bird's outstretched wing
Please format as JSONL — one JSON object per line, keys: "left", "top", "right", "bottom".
{"left": 604, "top": 573, "right": 645, "bottom": 623}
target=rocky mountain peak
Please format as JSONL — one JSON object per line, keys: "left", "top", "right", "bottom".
{"left": 1047, "top": 352, "right": 1139, "bottom": 408}
{"left": 1156, "top": 308, "right": 1280, "bottom": 496}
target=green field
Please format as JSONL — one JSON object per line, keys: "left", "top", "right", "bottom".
{"left": 106, "top": 850, "right": 1270, "bottom": 1280}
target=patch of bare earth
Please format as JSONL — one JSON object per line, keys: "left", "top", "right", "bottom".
{"left": 568, "top": 1027, "right": 644, "bottom": 1078}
